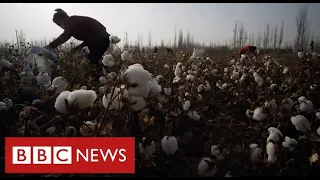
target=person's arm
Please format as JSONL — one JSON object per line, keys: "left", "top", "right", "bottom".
{"left": 48, "top": 30, "right": 72, "bottom": 49}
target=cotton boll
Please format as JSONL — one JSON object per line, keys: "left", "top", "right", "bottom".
{"left": 45, "top": 127, "right": 56, "bottom": 136}
{"left": 164, "top": 87, "right": 172, "bottom": 96}
{"left": 54, "top": 91, "right": 70, "bottom": 114}
{"left": 266, "top": 142, "right": 277, "bottom": 163}
{"left": 316, "top": 112, "right": 320, "bottom": 119}
{"left": 298, "top": 51, "right": 305, "bottom": 58}
{"left": 246, "top": 109, "right": 253, "bottom": 119}
{"left": 264, "top": 99, "right": 277, "bottom": 110}
{"left": 3, "top": 98, "right": 13, "bottom": 109}
{"left": 187, "top": 110, "right": 200, "bottom": 121}
{"left": 36, "top": 72, "right": 51, "bottom": 87}
{"left": 121, "top": 51, "right": 132, "bottom": 61}
{"left": 82, "top": 46, "right": 90, "bottom": 55}
{"left": 282, "top": 98, "right": 294, "bottom": 110}
{"left": 52, "top": 76, "right": 68, "bottom": 95}
{"left": 102, "top": 54, "right": 115, "bottom": 67}
{"left": 299, "top": 100, "right": 314, "bottom": 112}
{"left": 80, "top": 121, "right": 96, "bottom": 136}
{"left": 186, "top": 74, "right": 195, "bottom": 81}
{"left": 255, "top": 75, "right": 264, "bottom": 86}
{"left": 0, "top": 102, "right": 7, "bottom": 112}
{"left": 102, "top": 87, "right": 123, "bottom": 110}
{"left": 240, "top": 74, "right": 247, "bottom": 83}
{"left": 197, "top": 94, "right": 203, "bottom": 101}
{"left": 183, "top": 100, "right": 191, "bottom": 111}
{"left": 129, "top": 96, "right": 146, "bottom": 111}
{"left": 282, "top": 136, "right": 298, "bottom": 152}
{"left": 198, "top": 157, "right": 216, "bottom": 176}
{"left": 174, "top": 68, "right": 182, "bottom": 77}
{"left": 138, "top": 137, "right": 155, "bottom": 159}
{"left": 221, "top": 83, "right": 228, "bottom": 90}
{"left": 211, "top": 145, "right": 224, "bottom": 160}
{"left": 164, "top": 64, "right": 169, "bottom": 69}
{"left": 65, "top": 126, "right": 77, "bottom": 136}
{"left": 67, "top": 89, "right": 97, "bottom": 109}
{"left": 224, "top": 68, "right": 228, "bottom": 73}
{"left": 149, "top": 79, "right": 162, "bottom": 94}
{"left": 172, "top": 76, "right": 181, "bottom": 84}
{"left": 270, "top": 84, "right": 278, "bottom": 91}
{"left": 181, "top": 66, "right": 186, "bottom": 71}
{"left": 298, "top": 96, "right": 306, "bottom": 103}
{"left": 231, "top": 70, "right": 240, "bottom": 80}
{"left": 123, "top": 64, "right": 152, "bottom": 86}
{"left": 80, "top": 86, "right": 87, "bottom": 90}
{"left": 253, "top": 72, "right": 258, "bottom": 77}
{"left": 290, "top": 115, "right": 311, "bottom": 133}
{"left": 253, "top": 107, "right": 267, "bottom": 121}
{"left": 317, "top": 127, "right": 320, "bottom": 136}
{"left": 267, "top": 127, "right": 283, "bottom": 143}
{"left": 283, "top": 67, "right": 289, "bottom": 74}
{"left": 161, "top": 136, "right": 178, "bottom": 155}
{"left": 107, "top": 72, "right": 117, "bottom": 79}
{"left": 99, "top": 76, "right": 107, "bottom": 84}
{"left": 249, "top": 143, "right": 262, "bottom": 163}
{"left": 155, "top": 75, "right": 163, "bottom": 82}
{"left": 110, "top": 35, "right": 121, "bottom": 44}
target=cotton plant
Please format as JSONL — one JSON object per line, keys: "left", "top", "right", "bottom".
{"left": 102, "top": 54, "right": 115, "bottom": 67}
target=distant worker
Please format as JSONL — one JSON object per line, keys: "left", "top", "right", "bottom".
{"left": 44, "top": 8, "right": 111, "bottom": 77}
{"left": 310, "top": 41, "right": 314, "bottom": 52}
{"left": 238, "top": 45, "right": 257, "bottom": 57}
{"left": 154, "top": 46, "right": 158, "bottom": 54}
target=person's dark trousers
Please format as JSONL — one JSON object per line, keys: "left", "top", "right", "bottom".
{"left": 87, "top": 36, "right": 110, "bottom": 79}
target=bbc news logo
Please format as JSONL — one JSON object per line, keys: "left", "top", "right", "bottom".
{"left": 5, "top": 137, "right": 135, "bottom": 174}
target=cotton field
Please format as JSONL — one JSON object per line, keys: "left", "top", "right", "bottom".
{"left": 1, "top": 44, "right": 320, "bottom": 177}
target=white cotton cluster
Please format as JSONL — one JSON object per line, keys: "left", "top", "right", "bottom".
{"left": 187, "top": 110, "right": 200, "bottom": 121}
{"left": 0, "top": 59, "right": 13, "bottom": 72}
{"left": 54, "top": 89, "right": 97, "bottom": 114}
{"left": 298, "top": 51, "right": 305, "bottom": 58}
{"left": 231, "top": 70, "right": 240, "bottom": 80}
{"left": 266, "top": 142, "right": 277, "bottom": 163}
{"left": 138, "top": 137, "right": 155, "bottom": 160}
{"left": 183, "top": 100, "right": 191, "bottom": 111}
{"left": 102, "top": 87, "right": 124, "bottom": 110}
{"left": 267, "top": 127, "right": 283, "bottom": 143}
{"left": 198, "top": 157, "right": 217, "bottom": 177}
{"left": 198, "top": 81, "right": 211, "bottom": 92}
{"left": 249, "top": 143, "right": 262, "bottom": 163}
{"left": 163, "top": 87, "right": 172, "bottom": 96}
{"left": 99, "top": 76, "right": 107, "bottom": 84}
{"left": 36, "top": 72, "right": 51, "bottom": 88}
{"left": 51, "top": 76, "right": 68, "bottom": 95}
{"left": 282, "top": 98, "right": 294, "bottom": 110}
{"left": 252, "top": 107, "right": 268, "bottom": 121}
{"left": 282, "top": 136, "right": 298, "bottom": 152}
{"left": 110, "top": 35, "right": 121, "bottom": 44}
{"left": 102, "top": 54, "right": 115, "bottom": 67}
{"left": 123, "top": 64, "right": 161, "bottom": 98}
{"left": 161, "top": 136, "right": 178, "bottom": 155}
{"left": 107, "top": 72, "right": 117, "bottom": 79}
{"left": 290, "top": 115, "right": 311, "bottom": 133}
{"left": 298, "top": 96, "right": 314, "bottom": 112}
{"left": 253, "top": 72, "right": 263, "bottom": 86}
{"left": 172, "top": 76, "right": 181, "bottom": 84}
{"left": 283, "top": 67, "right": 289, "bottom": 74}
{"left": 264, "top": 99, "right": 277, "bottom": 110}
{"left": 82, "top": 46, "right": 90, "bottom": 55}
{"left": 211, "top": 145, "right": 224, "bottom": 160}
{"left": 155, "top": 75, "right": 163, "bottom": 82}
{"left": 121, "top": 51, "right": 133, "bottom": 61}
{"left": 186, "top": 74, "right": 195, "bottom": 81}
{"left": 174, "top": 62, "right": 183, "bottom": 77}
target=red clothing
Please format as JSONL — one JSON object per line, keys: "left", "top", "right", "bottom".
{"left": 239, "top": 45, "right": 255, "bottom": 55}
{"left": 49, "top": 16, "right": 108, "bottom": 49}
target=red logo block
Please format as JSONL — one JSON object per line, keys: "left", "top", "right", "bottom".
{"left": 5, "top": 137, "right": 135, "bottom": 174}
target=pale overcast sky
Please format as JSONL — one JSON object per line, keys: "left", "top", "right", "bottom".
{"left": 0, "top": 3, "right": 319, "bottom": 46}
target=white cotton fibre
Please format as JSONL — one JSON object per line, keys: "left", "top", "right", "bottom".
{"left": 253, "top": 107, "right": 268, "bottom": 121}
{"left": 102, "top": 54, "right": 115, "bottom": 67}
{"left": 183, "top": 100, "right": 191, "bottom": 111}
{"left": 282, "top": 136, "right": 298, "bottom": 152}
{"left": 52, "top": 76, "right": 68, "bottom": 95}
{"left": 161, "top": 136, "right": 178, "bottom": 155}
{"left": 124, "top": 64, "right": 152, "bottom": 86}
{"left": 267, "top": 127, "right": 283, "bottom": 143}
{"left": 266, "top": 142, "right": 277, "bottom": 163}
{"left": 149, "top": 79, "right": 162, "bottom": 94}
{"left": 186, "top": 74, "right": 195, "bottom": 81}
{"left": 110, "top": 35, "right": 121, "bottom": 44}
{"left": 290, "top": 115, "right": 311, "bottom": 133}
{"left": 102, "top": 87, "right": 123, "bottom": 110}
{"left": 67, "top": 89, "right": 97, "bottom": 109}
{"left": 129, "top": 96, "right": 146, "bottom": 111}
{"left": 121, "top": 51, "right": 133, "bottom": 61}
{"left": 164, "top": 87, "right": 172, "bottom": 96}
{"left": 54, "top": 91, "right": 71, "bottom": 114}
